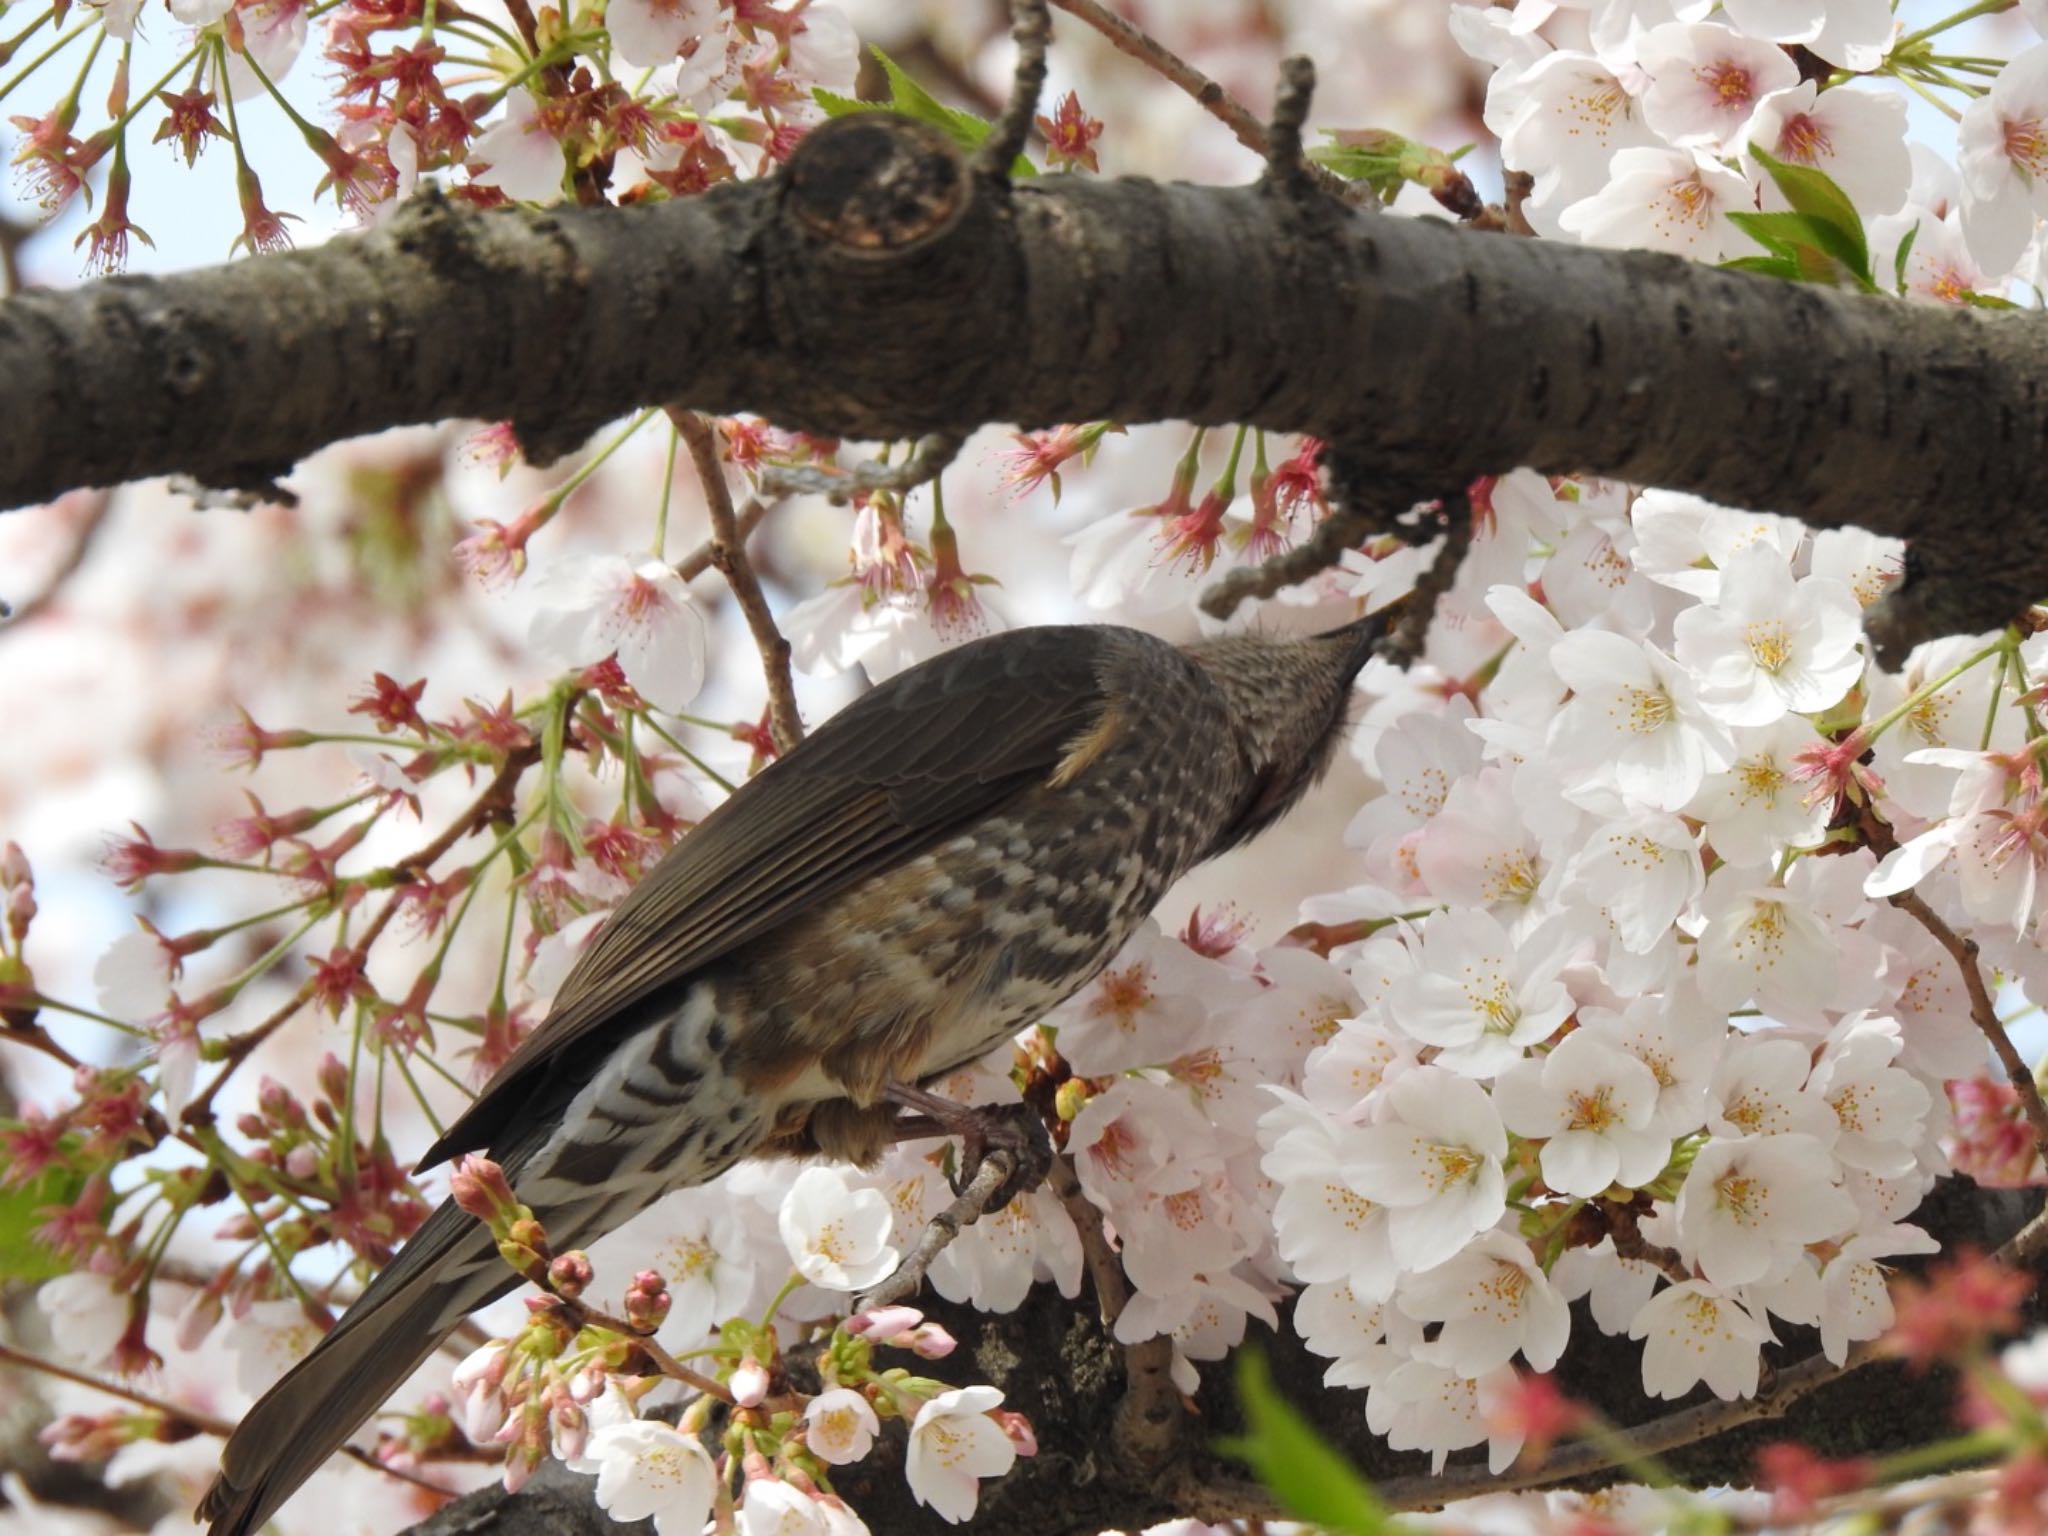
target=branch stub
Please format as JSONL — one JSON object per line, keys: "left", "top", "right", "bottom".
{"left": 782, "top": 114, "right": 970, "bottom": 255}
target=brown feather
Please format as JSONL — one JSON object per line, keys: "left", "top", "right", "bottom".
{"left": 416, "top": 627, "right": 1123, "bottom": 1171}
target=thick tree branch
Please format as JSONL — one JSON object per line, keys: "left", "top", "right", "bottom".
{"left": 3, "top": 114, "right": 2043, "bottom": 655}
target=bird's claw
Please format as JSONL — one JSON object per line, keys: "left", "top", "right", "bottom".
{"left": 953, "top": 1100, "right": 1053, "bottom": 1209}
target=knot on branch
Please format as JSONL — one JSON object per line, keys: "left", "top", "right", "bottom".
{"left": 783, "top": 115, "right": 969, "bottom": 255}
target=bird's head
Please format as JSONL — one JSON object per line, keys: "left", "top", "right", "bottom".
{"left": 1181, "top": 617, "right": 1380, "bottom": 853}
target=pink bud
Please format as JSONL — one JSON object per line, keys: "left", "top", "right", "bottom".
{"left": 847, "top": 1304, "right": 923, "bottom": 1339}
{"left": 284, "top": 1144, "right": 319, "bottom": 1180}
{"left": 995, "top": 1409, "right": 1037, "bottom": 1457}
{"left": 908, "top": 1323, "right": 957, "bottom": 1360}
{"left": 547, "top": 1250, "right": 593, "bottom": 1300}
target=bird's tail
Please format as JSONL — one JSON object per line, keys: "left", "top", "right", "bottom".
{"left": 198, "top": 1196, "right": 515, "bottom": 1536}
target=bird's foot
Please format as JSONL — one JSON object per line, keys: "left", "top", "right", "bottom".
{"left": 883, "top": 1082, "right": 1053, "bottom": 1208}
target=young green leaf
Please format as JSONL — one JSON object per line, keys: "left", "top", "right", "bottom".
{"left": 1747, "top": 145, "right": 1871, "bottom": 286}
{"left": 811, "top": 46, "right": 1036, "bottom": 177}
{"left": 1215, "top": 1348, "right": 1407, "bottom": 1536}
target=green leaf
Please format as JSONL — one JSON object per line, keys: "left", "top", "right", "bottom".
{"left": 0, "top": 1162, "right": 89, "bottom": 1282}
{"left": 811, "top": 46, "right": 1035, "bottom": 177}
{"left": 1725, "top": 209, "right": 1873, "bottom": 287}
{"left": 1215, "top": 1349, "right": 1405, "bottom": 1536}
{"left": 1747, "top": 146, "right": 1872, "bottom": 287}
{"left": 1893, "top": 220, "right": 1920, "bottom": 294}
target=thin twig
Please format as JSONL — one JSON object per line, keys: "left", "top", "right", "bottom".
{"left": 1857, "top": 808, "right": 2048, "bottom": 1161}
{"left": 1046, "top": 0, "right": 1353, "bottom": 203}
{"left": 757, "top": 431, "right": 965, "bottom": 504}
{"left": 1049, "top": 1154, "right": 1182, "bottom": 1467}
{"left": 673, "top": 496, "right": 771, "bottom": 582}
{"left": 1262, "top": 57, "right": 1317, "bottom": 198}
{"left": 0, "top": 489, "right": 111, "bottom": 628}
{"left": 978, "top": 0, "right": 1051, "bottom": 179}
{"left": 0, "top": 1341, "right": 450, "bottom": 1493}
{"left": 1377, "top": 496, "right": 1474, "bottom": 669}
{"left": 856, "top": 1149, "right": 1017, "bottom": 1313}
{"left": 1890, "top": 885, "right": 2048, "bottom": 1158}
{"left": 668, "top": 408, "right": 803, "bottom": 755}
{"left": 1198, "top": 499, "right": 1382, "bottom": 620}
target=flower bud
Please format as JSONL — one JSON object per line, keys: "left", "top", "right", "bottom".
{"left": 730, "top": 1356, "right": 770, "bottom": 1408}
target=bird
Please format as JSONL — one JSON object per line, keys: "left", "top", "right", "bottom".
{"left": 199, "top": 616, "right": 1382, "bottom": 1535}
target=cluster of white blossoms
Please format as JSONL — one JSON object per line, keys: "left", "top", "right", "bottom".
{"left": 844, "top": 461, "right": 2046, "bottom": 1478}
{"left": 1455, "top": 0, "right": 2048, "bottom": 298}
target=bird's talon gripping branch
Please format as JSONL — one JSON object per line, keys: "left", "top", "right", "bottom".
{"left": 883, "top": 1082, "right": 1055, "bottom": 1205}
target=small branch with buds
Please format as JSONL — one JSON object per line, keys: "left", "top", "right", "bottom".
{"left": 451, "top": 1154, "right": 734, "bottom": 1405}
{"left": 669, "top": 409, "right": 804, "bottom": 755}
{"left": 0, "top": 1341, "right": 447, "bottom": 1493}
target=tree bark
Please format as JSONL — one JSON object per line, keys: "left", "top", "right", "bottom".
{"left": 1, "top": 112, "right": 2044, "bottom": 655}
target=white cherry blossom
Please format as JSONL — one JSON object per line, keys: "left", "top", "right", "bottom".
{"left": 1687, "top": 716, "right": 1833, "bottom": 868}
{"left": 1959, "top": 42, "right": 2048, "bottom": 276}
{"left": 607, "top": 0, "right": 719, "bottom": 70}
{"left": 1817, "top": 1224, "right": 1940, "bottom": 1365}
{"left": 589, "top": 1418, "right": 716, "bottom": 1536}
{"left": 1388, "top": 907, "right": 1577, "bottom": 1076}
{"left": 779, "top": 1167, "right": 900, "bottom": 1293}
{"left": 1674, "top": 1134, "right": 1857, "bottom": 1287}
{"left": 1693, "top": 867, "right": 1839, "bottom": 1016}
{"left": 1671, "top": 544, "right": 1864, "bottom": 728}
{"left": 1544, "top": 629, "right": 1732, "bottom": 813}
{"left": 1366, "top": 1360, "right": 1523, "bottom": 1475}
{"left": 1636, "top": 22, "right": 1798, "bottom": 152}
{"left": 805, "top": 1389, "right": 880, "bottom": 1465}
{"left": 906, "top": 1387, "right": 1018, "bottom": 1524}
{"left": 1630, "top": 1280, "right": 1774, "bottom": 1399}
{"left": 1347, "top": 1066, "right": 1508, "bottom": 1273}
{"left": 1400, "top": 1230, "right": 1572, "bottom": 1374}
{"left": 1721, "top": 0, "right": 1894, "bottom": 70}
{"left": 1805, "top": 1014, "right": 1933, "bottom": 1178}
{"left": 469, "top": 91, "right": 566, "bottom": 204}
{"left": 1558, "top": 146, "right": 1754, "bottom": 261}
{"left": 529, "top": 554, "right": 708, "bottom": 713}
{"left": 1294, "top": 1279, "right": 1424, "bottom": 1389}
{"left": 1742, "top": 82, "right": 1910, "bottom": 219}
{"left": 1259, "top": 1090, "right": 1400, "bottom": 1301}
{"left": 1564, "top": 811, "right": 1705, "bottom": 952}
{"left": 1493, "top": 1029, "right": 1670, "bottom": 1195}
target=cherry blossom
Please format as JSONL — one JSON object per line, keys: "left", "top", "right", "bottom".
{"left": 1671, "top": 544, "right": 1865, "bottom": 728}
{"left": 1742, "top": 83, "right": 1909, "bottom": 220}
{"left": 469, "top": 92, "right": 566, "bottom": 204}
{"left": 609, "top": 0, "right": 720, "bottom": 71}
{"left": 1630, "top": 1281, "right": 1774, "bottom": 1400}
{"left": 1493, "top": 1029, "right": 1670, "bottom": 1195}
{"left": 528, "top": 555, "right": 708, "bottom": 714}
{"left": 805, "top": 1387, "right": 880, "bottom": 1465}
{"left": 905, "top": 1386, "right": 1017, "bottom": 1524}
{"left": 588, "top": 1418, "right": 716, "bottom": 1536}
{"left": 778, "top": 1167, "right": 899, "bottom": 1293}
{"left": 1346, "top": 1066, "right": 1508, "bottom": 1272}
{"left": 1688, "top": 715, "right": 1834, "bottom": 868}
{"left": 1558, "top": 146, "right": 1753, "bottom": 261}
{"left": 1635, "top": 22, "right": 1798, "bottom": 153}
{"left": 1399, "top": 1230, "right": 1572, "bottom": 1374}
{"left": 1960, "top": 43, "right": 2048, "bottom": 276}
{"left": 1817, "top": 1223, "right": 1941, "bottom": 1366}
{"left": 1388, "top": 907, "right": 1577, "bottom": 1076}
{"left": 1545, "top": 628, "right": 1733, "bottom": 812}
{"left": 1674, "top": 1134, "right": 1856, "bottom": 1287}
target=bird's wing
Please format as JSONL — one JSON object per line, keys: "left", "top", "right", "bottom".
{"left": 416, "top": 623, "right": 1146, "bottom": 1171}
